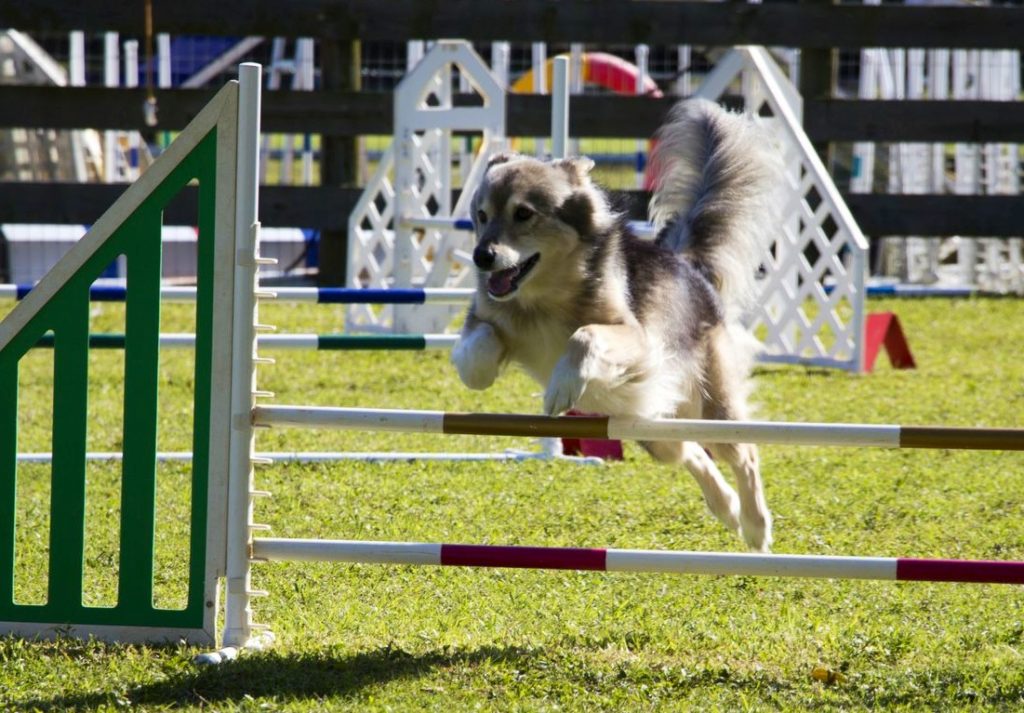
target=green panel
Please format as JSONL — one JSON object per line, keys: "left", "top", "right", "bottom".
{"left": 47, "top": 286, "right": 91, "bottom": 611}
{"left": 34, "top": 335, "right": 136, "bottom": 350}
{"left": 116, "top": 208, "right": 163, "bottom": 615}
{"left": 0, "top": 128, "right": 221, "bottom": 630}
{"left": 0, "top": 366, "right": 15, "bottom": 606}
{"left": 188, "top": 140, "right": 217, "bottom": 620}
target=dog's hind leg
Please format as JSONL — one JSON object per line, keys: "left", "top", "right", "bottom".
{"left": 706, "top": 441, "right": 771, "bottom": 552}
{"left": 640, "top": 439, "right": 742, "bottom": 538}
{"left": 702, "top": 328, "right": 773, "bottom": 552}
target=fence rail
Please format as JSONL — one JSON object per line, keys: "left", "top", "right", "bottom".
{"left": 2, "top": 1, "right": 1023, "bottom": 48}
{"left": 2, "top": 184, "right": 1021, "bottom": 239}
{"left": 1, "top": 1, "right": 1022, "bottom": 249}
{"left": 4, "top": 88, "right": 1024, "bottom": 144}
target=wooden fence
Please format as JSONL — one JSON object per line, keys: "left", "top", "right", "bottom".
{"left": 1, "top": 1, "right": 1022, "bottom": 283}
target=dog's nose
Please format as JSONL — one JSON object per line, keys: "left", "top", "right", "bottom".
{"left": 473, "top": 244, "right": 496, "bottom": 270}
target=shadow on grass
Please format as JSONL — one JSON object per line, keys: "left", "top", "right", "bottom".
{"left": 14, "top": 640, "right": 1024, "bottom": 710}
{"left": 12, "top": 643, "right": 534, "bottom": 711}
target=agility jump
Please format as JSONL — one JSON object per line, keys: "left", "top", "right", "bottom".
{"left": 2, "top": 49, "right": 1023, "bottom": 661}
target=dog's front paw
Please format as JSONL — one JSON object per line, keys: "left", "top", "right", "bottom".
{"left": 452, "top": 323, "right": 504, "bottom": 390}
{"left": 544, "top": 355, "right": 586, "bottom": 416}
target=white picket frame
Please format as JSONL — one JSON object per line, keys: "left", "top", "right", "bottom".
{"left": 345, "top": 43, "right": 869, "bottom": 371}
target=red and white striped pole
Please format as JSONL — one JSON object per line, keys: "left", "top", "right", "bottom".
{"left": 252, "top": 539, "right": 1024, "bottom": 585}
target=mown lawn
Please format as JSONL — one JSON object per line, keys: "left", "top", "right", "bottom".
{"left": 1, "top": 296, "right": 1022, "bottom": 711}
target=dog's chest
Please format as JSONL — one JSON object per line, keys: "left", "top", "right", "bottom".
{"left": 505, "top": 317, "right": 574, "bottom": 384}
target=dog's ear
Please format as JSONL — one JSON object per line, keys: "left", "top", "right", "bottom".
{"left": 552, "top": 156, "right": 595, "bottom": 186}
{"left": 555, "top": 191, "right": 597, "bottom": 239}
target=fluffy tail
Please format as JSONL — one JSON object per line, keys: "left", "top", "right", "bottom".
{"left": 648, "top": 98, "right": 781, "bottom": 314}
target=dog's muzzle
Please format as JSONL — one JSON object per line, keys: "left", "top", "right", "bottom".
{"left": 484, "top": 253, "right": 541, "bottom": 299}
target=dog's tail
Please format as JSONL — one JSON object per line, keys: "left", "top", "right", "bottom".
{"left": 647, "top": 98, "right": 780, "bottom": 315}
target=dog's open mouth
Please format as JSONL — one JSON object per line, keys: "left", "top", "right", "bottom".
{"left": 486, "top": 253, "right": 540, "bottom": 299}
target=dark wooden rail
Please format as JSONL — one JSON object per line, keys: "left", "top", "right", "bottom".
{"left": 5, "top": 88, "right": 1024, "bottom": 144}
{"left": 2, "top": 183, "right": 1020, "bottom": 239}
{"left": 2, "top": 1, "right": 1023, "bottom": 48}
{"left": 1, "top": 0, "right": 1021, "bottom": 283}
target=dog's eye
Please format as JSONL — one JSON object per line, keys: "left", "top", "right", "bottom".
{"left": 476, "top": 209, "right": 488, "bottom": 225}
{"left": 513, "top": 205, "right": 534, "bottom": 222}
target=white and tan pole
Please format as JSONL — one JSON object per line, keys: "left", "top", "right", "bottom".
{"left": 253, "top": 406, "right": 1024, "bottom": 452}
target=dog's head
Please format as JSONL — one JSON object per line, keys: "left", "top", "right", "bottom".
{"left": 469, "top": 152, "right": 613, "bottom": 303}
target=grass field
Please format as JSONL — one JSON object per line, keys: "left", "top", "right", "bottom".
{"left": 1, "top": 296, "right": 1023, "bottom": 711}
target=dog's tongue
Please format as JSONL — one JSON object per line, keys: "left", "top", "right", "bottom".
{"left": 487, "top": 266, "right": 519, "bottom": 296}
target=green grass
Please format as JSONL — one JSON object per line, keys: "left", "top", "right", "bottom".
{"left": 2, "top": 297, "right": 1023, "bottom": 711}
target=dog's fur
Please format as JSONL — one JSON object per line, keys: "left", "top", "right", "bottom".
{"left": 451, "top": 98, "right": 780, "bottom": 551}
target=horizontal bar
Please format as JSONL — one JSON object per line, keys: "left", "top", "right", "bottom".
{"left": 3, "top": 184, "right": 1023, "bottom": 238}
{"left": 843, "top": 194, "right": 1024, "bottom": 238}
{"left": 254, "top": 539, "right": 442, "bottom": 565}
{"left": 257, "top": 406, "right": 447, "bottom": 434}
{"left": 865, "top": 284, "right": 978, "bottom": 298}
{"left": 0, "top": 183, "right": 356, "bottom": 230}
{"left": 400, "top": 216, "right": 475, "bottom": 232}
{"left": 3, "top": 1, "right": 1021, "bottom": 48}
{"left": 10, "top": 279, "right": 1002, "bottom": 306}
{"left": 29, "top": 333, "right": 457, "bottom": 350}
{"left": 253, "top": 406, "right": 1024, "bottom": 451}
{"left": 288, "top": 287, "right": 473, "bottom": 305}
{"left": 2, "top": 284, "right": 475, "bottom": 305}
{"left": 7, "top": 86, "right": 1024, "bottom": 143}
{"left": 251, "top": 538, "right": 1024, "bottom": 584}
{"left": 15, "top": 450, "right": 570, "bottom": 463}
{"left": 33, "top": 333, "right": 193, "bottom": 349}
{"left": 826, "top": 283, "right": 995, "bottom": 299}
{"left": 272, "top": 334, "right": 458, "bottom": 350}
{"left": 5, "top": 281, "right": 1005, "bottom": 312}
{"left": 804, "top": 99, "right": 1024, "bottom": 143}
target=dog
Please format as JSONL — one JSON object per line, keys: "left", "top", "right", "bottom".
{"left": 451, "top": 98, "right": 780, "bottom": 551}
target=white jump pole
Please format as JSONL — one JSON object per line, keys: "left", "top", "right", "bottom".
{"left": 634, "top": 44, "right": 650, "bottom": 188}
{"left": 544, "top": 58, "right": 572, "bottom": 458}
{"left": 123, "top": 40, "right": 141, "bottom": 184}
{"left": 551, "top": 56, "right": 570, "bottom": 160}
{"left": 252, "top": 405, "right": 1024, "bottom": 452}
{"left": 157, "top": 33, "right": 172, "bottom": 89}
{"left": 532, "top": 42, "right": 548, "bottom": 158}
{"left": 17, "top": 449, "right": 586, "bottom": 464}
{"left": 676, "top": 45, "right": 692, "bottom": 97}
{"left": 297, "top": 38, "right": 316, "bottom": 186}
{"left": 103, "top": 32, "right": 120, "bottom": 183}
{"left": 68, "top": 31, "right": 89, "bottom": 182}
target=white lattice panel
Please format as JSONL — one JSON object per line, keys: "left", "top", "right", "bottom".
{"left": 346, "top": 40, "right": 505, "bottom": 333}
{"left": 346, "top": 143, "right": 397, "bottom": 327}
{"left": 697, "top": 47, "right": 869, "bottom": 371}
